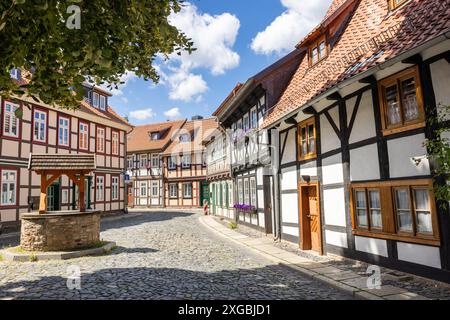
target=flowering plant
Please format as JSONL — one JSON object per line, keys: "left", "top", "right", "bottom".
{"left": 233, "top": 204, "right": 255, "bottom": 211}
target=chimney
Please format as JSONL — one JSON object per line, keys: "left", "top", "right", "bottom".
{"left": 191, "top": 115, "right": 203, "bottom": 120}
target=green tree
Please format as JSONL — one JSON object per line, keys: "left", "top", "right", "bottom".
{"left": 425, "top": 104, "right": 450, "bottom": 204}
{"left": 0, "top": 0, "right": 194, "bottom": 108}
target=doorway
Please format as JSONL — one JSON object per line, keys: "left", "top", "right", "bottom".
{"left": 47, "top": 182, "right": 61, "bottom": 211}
{"left": 298, "top": 182, "right": 323, "bottom": 254}
{"left": 263, "top": 176, "right": 273, "bottom": 234}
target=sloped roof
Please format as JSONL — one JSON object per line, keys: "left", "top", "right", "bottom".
{"left": 127, "top": 119, "right": 186, "bottom": 153}
{"left": 162, "top": 117, "right": 219, "bottom": 155}
{"left": 263, "top": 0, "right": 450, "bottom": 128}
{"left": 28, "top": 154, "right": 96, "bottom": 172}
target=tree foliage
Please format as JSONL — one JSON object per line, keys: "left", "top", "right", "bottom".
{"left": 0, "top": 0, "right": 194, "bottom": 108}
{"left": 426, "top": 104, "right": 450, "bottom": 204}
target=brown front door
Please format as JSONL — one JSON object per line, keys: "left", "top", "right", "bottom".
{"left": 299, "top": 183, "right": 322, "bottom": 254}
{"left": 127, "top": 183, "right": 134, "bottom": 207}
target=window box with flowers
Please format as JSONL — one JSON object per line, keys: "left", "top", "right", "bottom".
{"left": 233, "top": 204, "right": 257, "bottom": 222}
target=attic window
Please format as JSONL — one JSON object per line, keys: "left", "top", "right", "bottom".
{"left": 179, "top": 133, "right": 190, "bottom": 143}
{"left": 10, "top": 69, "right": 21, "bottom": 80}
{"left": 309, "top": 36, "right": 328, "bottom": 66}
{"left": 388, "top": 0, "right": 409, "bottom": 10}
{"left": 150, "top": 132, "right": 160, "bottom": 140}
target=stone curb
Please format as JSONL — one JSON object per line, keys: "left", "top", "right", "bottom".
{"left": 0, "top": 241, "right": 116, "bottom": 262}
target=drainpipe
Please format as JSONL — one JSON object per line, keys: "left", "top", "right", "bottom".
{"left": 270, "top": 128, "right": 281, "bottom": 241}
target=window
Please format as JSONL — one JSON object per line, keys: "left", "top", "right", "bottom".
{"left": 3, "top": 101, "right": 19, "bottom": 137}
{"left": 389, "top": 0, "right": 409, "bottom": 10}
{"left": 62, "top": 189, "right": 69, "bottom": 204}
{"left": 79, "top": 122, "right": 89, "bottom": 150}
{"left": 228, "top": 182, "right": 233, "bottom": 208}
{"left": 244, "top": 179, "right": 250, "bottom": 205}
{"left": 250, "top": 177, "right": 257, "bottom": 207}
{"left": 58, "top": 116, "right": 70, "bottom": 147}
{"left": 127, "top": 156, "right": 133, "bottom": 169}
{"left": 99, "top": 95, "right": 106, "bottom": 111}
{"left": 250, "top": 107, "right": 257, "bottom": 129}
{"left": 183, "top": 183, "right": 193, "bottom": 198}
{"left": 96, "top": 176, "right": 104, "bottom": 201}
{"left": 309, "top": 36, "right": 328, "bottom": 66}
{"left": 351, "top": 180, "right": 439, "bottom": 245}
{"left": 140, "top": 154, "right": 148, "bottom": 168}
{"left": 243, "top": 113, "right": 250, "bottom": 132}
{"left": 96, "top": 127, "right": 105, "bottom": 153}
{"left": 259, "top": 96, "right": 266, "bottom": 120}
{"left": 182, "top": 154, "right": 191, "bottom": 168}
{"left": 169, "top": 184, "right": 178, "bottom": 198}
{"left": 224, "top": 183, "right": 228, "bottom": 208}
{"left": 179, "top": 133, "right": 190, "bottom": 143}
{"left": 10, "top": 69, "right": 21, "bottom": 80}
{"left": 378, "top": 67, "right": 424, "bottom": 134}
{"left": 168, "top": 156, "right": 177, "bottom": 170}
{"left": 111, "top": 176, "right": 119, "bottom": 200}
{"left": 298, "top": 118, "right": 316, "bottom": 160}
{"left": 140, "top": 181, "right": 147, "bottom": 197}
{"left": 1, "top": 170, "right": 17, "bottom": 206}
{"left": 33, "top": 110, "right": 47, "bottom": 143}
{"left": 93, "top": 92, "right": 100, "bottom": 108}
{"left": 112, "top": 131, "right": 119, "bottom": 155}
{"left": 237, "top": 179, "right": 243, "bottom": 204}
{"left": 151, "top": 181, "right": 159, "bottom": 197}
{"left": 150, "top": 132, "right": 160, "bottom": 140}
{"left": 151, "top": 154, "right": 159, "bottom": 168}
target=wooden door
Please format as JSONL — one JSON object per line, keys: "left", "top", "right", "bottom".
{"left": 127, "top": 183, "right": 134, "bottom": 207}
{"left": 263, "top": 175, "right": 273, "bottom": 234}
{"left": 299, "top": 183, "right": 322, "bottom": 254}
{"left": 47, "top": 182, "right": 60, "bottom": 212}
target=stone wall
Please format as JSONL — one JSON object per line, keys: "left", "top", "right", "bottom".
{"left": 20, "top": 211, "right": 101, "bottom": 252}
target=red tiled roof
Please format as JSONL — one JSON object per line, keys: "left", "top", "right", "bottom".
{"left": 263, "top": 0, "right": 450, "bottom": 128}
{"left": 127, "top": 119, "right": 186, "bottom": 153}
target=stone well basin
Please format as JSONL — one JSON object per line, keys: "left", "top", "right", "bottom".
{"left": 20, "top": 210, "right": 101, "bottom": 252}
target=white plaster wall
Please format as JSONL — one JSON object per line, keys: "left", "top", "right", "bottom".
{"left": 323, "top": 187, "right": 346, "bottom": 227}
{"left": 388, "top": 134, "right": 430, "bottom": 178}
{"left": 257, "top": 190, "right": 264, "bottom": 209}
{"left": 299, "top": 161, "right": 318, "bottom": 178}
{"left": 397, "top": 242, "right": 441, "bottom": 269}
{"left": 348, "top": 91, "right": 376, "bottom": 144}
{"left": 325, "top": 230, "right": 348, "bottom": 248}
{"left": 256, "top": 167, "right": 264, "bottom": 184}
{"left": 281, "top": 129, "right": 297, "bottom": 164}
{"left": 355, "top": 236, "right": 388, "bottom": 257}
{"left": 322, "top": 154, "right": 344, "bottom": 185}
{"left": 281, "top": 193, "right": 298, "bottom": 224}
{"left": 430, "top": 59, "right": 450, "bottom": 114}
{"left": 258, "top": 213, "right": 265, "bottom": 228}
{"left": 281, "top": 167, "right": 297, "bottom": 190}
{"left": 350, "top": 144, "right": 380, "bottom": 181}
{"left": 282, "top": 226, "right": 299, "bottom": 237}
{"left": 320, "top": 107, "right": 341, "bottom": 154}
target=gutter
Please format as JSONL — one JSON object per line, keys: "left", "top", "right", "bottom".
{"left": 267, "top": 31, "right": 450, "bottom": 129}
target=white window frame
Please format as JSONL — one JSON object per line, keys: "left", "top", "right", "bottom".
{"left": 179, "top": 133, "right": 190, "bottom": 143}
{"left": 33, "top": 109, "right": 47, "bottom": 143}
{"left": 140, "top": 154, "right": 148, "bottom": 168}
{"left": 1, "top": 170, "right": 17, "bottom": 206}
{"left": 112, "top": 131, "right": 119, "bottom": 155}
{"left": 3, "top": 101, "right": 19, "bottom": 138}
{"left": 168, "top": 156, "right": 177, "bottom": 170}
{"left": 228, "top": 182, "right": 233, "bottom": 208}
{"left": 96, "top": 127, "right": 105, "bottom": 153}
{"left": 244, "top": 179, "right": 250, "bottom": 205}
{"left": 238, "top": 179, "right": 243, "bottom": 204}
{"left": 169, "top": 183, "right": 178, "bottom": 198}
{"left": 182, "top": 154, "right": 191, "bottom": 168}
{"left": 96, "top": 176, "right": 104, "bottom": 202}
{"left": 79, "top": 122, "right": 89, "bottom": 150}
{"left": 111, "top": 176, "right": 119, "bottom": 200}
{"left": 99, "top": 95, "right": 106, "bottom": 111}
{"left": 93, "top": 92, "right": 100, "bottom": 108}
{"left": 58, "top": 116, "right": 70, "bottom": 147}
{"left": 10, "top": 69, "right": 20, "bottom": 80}
{"left": 183, "top": 183, "right": 193, "bottom": 199}
{"left": 127, "top": 156, "right": 133, "bottom": 169}
{"left": 151, "top": 154, "right": 159, "bottom": 168}
{"left": 250, "top": 177, "right": 257, "bottom": 207}
{"left": 151, "top": 181, "right": 159, "bottom": 197}
{"left": 250, "top": 107, "right": 257, "bottom": 129}
{"left": 140, "top": 181, "right": 147, "bottom": 197}
{"left": 243, "top": 113, "right": 250, "bottom": 132}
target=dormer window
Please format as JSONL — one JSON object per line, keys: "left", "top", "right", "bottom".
{"left": 388, "top": 0, "right": 409, "bottom": 11}
{"left": 10, "top": 69, "right": 21, "bottom": 80}
{"left": 150, "top": 132, "right": 160, "bottom": 140}
{"left": 93, "top": 92, "right": 100, "bottom": 108}
{"left": 179, "top": 133, "right": 190, "bottom": 143}
{"left": 309, "top": 36, "right": 328, "bottom": 66}
{"left": 99, "top": 95, "right": 106, "bottom": 111}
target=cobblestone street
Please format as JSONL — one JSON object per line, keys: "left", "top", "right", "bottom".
{"left": 0, "top": 211, "right": 352, "bottom": 300}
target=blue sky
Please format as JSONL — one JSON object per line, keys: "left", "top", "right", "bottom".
{"left": 108, "top": 0, "right": 332, "bottom": 125}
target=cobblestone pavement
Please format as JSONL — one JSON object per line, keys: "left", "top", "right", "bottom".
{"left": 0, "top": 212, "right": 352, "bottom": 300}
{"left": 216, "top": 217, "right": 450, "bottom": 300}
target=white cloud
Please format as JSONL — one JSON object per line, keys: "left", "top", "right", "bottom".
{"left": 129, "top": 108, "right": 155, "bottom": 121}
{"left": 121, "top": 97, "right": 129, "bottom": 104}
{"left": 167, "top": 70, "right": 208, "bottom": 102}
{"left": 164, "top": 107, "right": 182, "bottom": 120}
{"left": 251, "top": 0, "right": 332, "bottom": 56}
{"left": 169, "top": 2, "right": 240, "bottom": 76}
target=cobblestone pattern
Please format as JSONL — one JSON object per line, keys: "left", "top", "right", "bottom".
{"left": 215, "top": 217, "right": 450, "bottom": 300}
{"left": 0, "top": 212, "right": 351, "bottom": 300}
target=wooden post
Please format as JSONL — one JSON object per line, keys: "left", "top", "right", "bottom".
{"left": 79, "top": 174, "right": 86, "bottom": 212}
{"left": 39, "top": 173, "right": 47, "bottom": 214}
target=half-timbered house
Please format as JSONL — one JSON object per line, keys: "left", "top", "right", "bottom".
{"left": 262, "top": 0, "right": 450, "bottom": 281}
